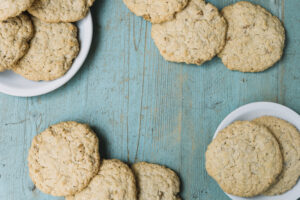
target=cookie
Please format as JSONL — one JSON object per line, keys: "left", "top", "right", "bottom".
{"left": 13, "top": 17, "right": 79, "bottom": 81}
{"left": 0, "top": 0, "right": 34, "bottom": 21}
{"left": 28, "top": 0, "right": 95, "bottom": 23}
{"left": 66, "top": 159, "right": 137, "bottom": 200}
{"left": 205, "top": 121, "right": 283, "bottom": 197}
{"left": 28, "top": 121, "right": 100, "bottom": 196}
{"left": 122, "top": 0, "right": 188, "bottom": 24}
{"left": 0, "top": 66, "right": 6, "bottom": 72}
{"left": 0, "top": 14, "right": 33, "bottom": 71}
{"left": 253, "top": 116, "right": 300, "bottom": 195}
{"left": 132, "top": 162, "right": 181, "bottom": 200}
{"left": 151, "top": 0, "right": 227, "bottom": 65}
{"left": 218, "top": 1, "right": 285, "bottom": 72}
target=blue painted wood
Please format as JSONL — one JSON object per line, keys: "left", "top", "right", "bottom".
{"left": 0, "top": 0, "right": 299, "bottom": 199}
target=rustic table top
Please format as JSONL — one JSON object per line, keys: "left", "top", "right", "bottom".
{"left": 0, "top": 0, "right": 299, "bottom": 199}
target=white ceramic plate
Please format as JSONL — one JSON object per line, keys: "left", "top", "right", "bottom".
{"left": 0, "top": 11, "right": 93, "bottom": 97}
{"left": 214, "top": 102, "right": 300, "bottom": 200}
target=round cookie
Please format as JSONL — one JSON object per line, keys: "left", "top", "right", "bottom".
{"left": 28, "top": 0, "right": 95, "bottom": 23}
{"left": 0, "top": 0, "right": 35, "bottom": 21}
{"left": 132, "top": 162, "right": 181, "bottom": 200}
{"left": 28, "top": 121, "right": 100, "bottom": 196}
{"left": 253, "top": 116, "right": 300, "bottom": 195}
{"left": 122, "top": 0, "right": 188, "bottom": 24}
{"left": 66, "top": 159, "right": 137, "bottom": 200}
{"left": 218, "top": 1, "right": 285, "bottom": 72}
{"left": 0, "top": 14, "right": 33, "bottom": 71}
{"left": 151, "top": 0, "right": 227, "bottom": 65}
{"left": 13, "top": 17, "right": 79, "bottom": 81}
{"left": 205, "top": 121, "right": 283, "bottom": 197}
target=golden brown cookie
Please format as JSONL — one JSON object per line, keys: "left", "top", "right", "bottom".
{"left": 206, "top": 121, "right": 283, "bottom": 197}
{"left": 0, "top": 14, "right": 33, "bottom": 71}
{"left": 122, "top": 0, "right": 188, "bottom": 24}
{"left": 66, "top": 159, "right": 137, "bottom": 200}
{"left": 218, "top": 1, "right": 285, "bottom": 72}
{"left": 253, "top": 116, "right": 300, "bottom": 195}
{"left": 0, "top": 0, "right": 35, "bottom": 20}
{"left": 28, "top": 121, "right": 100, "bottom": 196}
{"left": 28, "top": 0, "right": 95, "bottom": 22}
{"left": 13, "top": 17, "right": 79, "bottom": 81}
{"left": 151, "top": 0, "right": 227, "bottom": 65}
{"left": 132, "top": 162, "right": 181, "bottom": 200}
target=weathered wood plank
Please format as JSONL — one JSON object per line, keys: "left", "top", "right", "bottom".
{"left": 281, "top": 0, "right": 300, "bottom": 112}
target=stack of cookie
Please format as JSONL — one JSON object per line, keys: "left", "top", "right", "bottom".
{"left": 0, "top": 0, "right": 95, "bottom": 81}
{"left": 205, "top": 117, "right": 300, "bottom": 197}
{"left": 122, "top": 0, "right": 285, "bottom": 72}
{"left": 27, "top": 121, "right": 182, "bottom": 200}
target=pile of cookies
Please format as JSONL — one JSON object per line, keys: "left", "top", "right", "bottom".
{"left": 0, "top": 0, "right": 95, "bottom": 81}
{"left": 205, "top": 117, "right": 300, "bottom": 197}
{"left": 122, "top": 0, "right": 286, "bottom": 72}
{"left": 27, "top": 121, "right": 182, "bottom": 200}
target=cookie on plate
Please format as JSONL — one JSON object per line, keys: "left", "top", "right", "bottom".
{"left": 13, "top": 17, "right": 79, "bottom": 81}
{"left": 151, "top": 0, "right": 227, "bottom": 65}
{"left": 218, "top": 1, "right": 285, "bottom": 72}
{"left": 132, "top": 162, "right": 181, "bottom": 200}
{"left": 28, "top": 121, "right": 100, "bottom": 196}
{"left": 122, "top": 0, "right": 188, "bottom": 24}
{"left": 0, "top": 14, "right": 33, "bottom": 72}
{"left": 253, "top": 116, "right": 300, "bottom": 195}
{"left": 66, "top": 159, "right": 137, "bottom": 200}
{"left": 0, "top": 0, "right": 35, "bottom": 21}
{"left": 28, "top": 0, "right": 95, "bottom": 23}
{"left": 205, "top": 121, "right": 283, "bottom": 197}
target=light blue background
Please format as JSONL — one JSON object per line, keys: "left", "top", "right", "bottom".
{"left": 0, "top": 0, "right": 299, "bottom": 199}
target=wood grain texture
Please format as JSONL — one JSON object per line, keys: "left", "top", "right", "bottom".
{"left": 0, "top": 0, "right": 299, "bottom": 199}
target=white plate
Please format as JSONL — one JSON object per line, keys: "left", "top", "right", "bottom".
{"left": 0, "top": 11, "right": 93, "bottom": 97}
{"left": 214, "top": 102, "right": 300, "bottom": 200}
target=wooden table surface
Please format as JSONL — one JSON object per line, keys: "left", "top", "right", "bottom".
{"left": 0, "top": 0, "right": 299, "bottom": 199}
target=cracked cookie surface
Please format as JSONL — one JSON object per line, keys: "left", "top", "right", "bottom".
{"left": 28, "top": 121, "right": 100, "bottom": 196}
{"left": 218, "top": 1, "right": 285, "bottom": 72}
{"left": 132, "top": 162, "right": 181, "bottom": 200}
{"left": 206, "top": 121, "right": 283, "bottom": 197}
{"left": 28, "top": 0, "right": 95, "bottom": 22}
{"left": 253, "top": 116, "right": 300, "bottom": 195}
{"left": 66, "top": 159, "right": 137, "bottom": 200}
{"left": 0, "top": 0, "right": 34, "bottom": 20}
{"left": 151, "top": 0, "right": 227, "bottom": 65}
{"left": 13, "top": 17, "right": 79, "bottom": 81}
{"left": 123, "top": 0, "right": 188, "bottom": 24}
{"left": 0, "top": 14, "right": 33, "bottom": 72}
